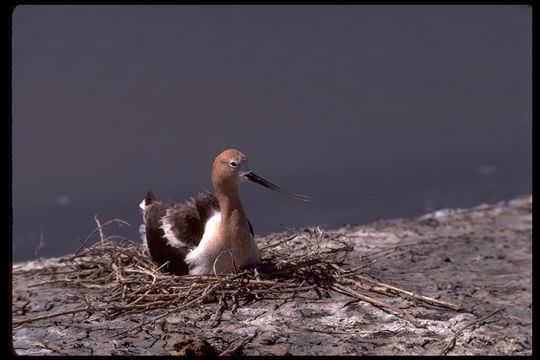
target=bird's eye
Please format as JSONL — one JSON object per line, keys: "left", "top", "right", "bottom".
{"left": 229, "top": 161, "right": 238, "bottom": 168}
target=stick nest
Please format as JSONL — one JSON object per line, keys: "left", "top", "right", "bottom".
{"left": 65, "top": 225, "right": 354, "bottom": 317}
{"left": 14, "top": 218, "right": 461, "bottom": 333}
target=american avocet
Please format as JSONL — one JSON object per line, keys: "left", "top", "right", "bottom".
{"left": 139, "top": 149, "right": 309, "bottom": 275}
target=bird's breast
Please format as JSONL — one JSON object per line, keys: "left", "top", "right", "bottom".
{"left": 184, "top": 212, "right": 260, "bottom": 275}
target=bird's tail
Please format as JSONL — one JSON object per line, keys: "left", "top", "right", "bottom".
{"left": 139, "top": 191, "right": 156, "bottom": 210}
{"left": 139, "top": 191, "right": 160, "bottom": 243}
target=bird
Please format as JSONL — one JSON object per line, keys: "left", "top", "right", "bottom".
{"left": 139, "top": 148, "right": 309, "bottom": 275}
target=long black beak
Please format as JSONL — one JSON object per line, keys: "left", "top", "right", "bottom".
{"left": 245, "top": 172, "right": 310, "bottom": 202}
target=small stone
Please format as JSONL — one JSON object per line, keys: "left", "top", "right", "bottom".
{"left": 171, "top": 338, "right": 217, "bottom": 356}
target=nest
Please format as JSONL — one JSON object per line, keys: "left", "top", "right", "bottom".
{"left": 13, "top": 218, "right": 461, "bottom": 335}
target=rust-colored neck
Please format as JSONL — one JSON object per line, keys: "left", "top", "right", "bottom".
{"left": 214, "top": 183, "right": 244, "bottom": 219}
{"left": 213, "top": 182, "right": 251, "bottom": 249}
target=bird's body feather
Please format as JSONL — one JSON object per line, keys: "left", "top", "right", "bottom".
{"left": 140, "top": 191, "right": 256, "bottom": 275}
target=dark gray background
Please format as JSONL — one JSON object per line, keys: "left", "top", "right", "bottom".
{"left": 12, "top": 5, "right": 532, "bottom": 261}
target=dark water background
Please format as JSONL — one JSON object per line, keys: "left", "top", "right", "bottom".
{"left": 12, "top": 5, "right": 531, "bottom": 261}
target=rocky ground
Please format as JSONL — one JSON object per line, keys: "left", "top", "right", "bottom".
{"left": 11, "top": 195, "right": 532, "bottom": 355}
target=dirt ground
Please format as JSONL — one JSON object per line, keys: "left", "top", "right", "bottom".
{"left": 11, "top": 194, "right": 532, "bottom": 355}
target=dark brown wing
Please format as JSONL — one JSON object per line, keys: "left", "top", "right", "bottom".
{"left": 166, "top": 191, "right": 220, "bottom": 248}
{"left": 142, "top": 191, "right": 189, "bottom": 274}
{"left": 141, "top": 191, "right": 220, "bottom": 275}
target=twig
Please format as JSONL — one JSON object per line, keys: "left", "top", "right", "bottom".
{"left": 259, "top": 233, "right": 299, "bottom": 251}
{"left": 263, "top": 259, "right": 322, "bottom": 277}
{"left": 347, "top": 275, "right": 462, "bottom": 311}
{"left": 75, "top": 218, "right": 130, "bottom": 254}
{"left": 210, "top": 295, "right": 227, "bottom": 328}
{"left": 331, "top": 283, "right": 425, "bottom": 329}
{"left": 94, "top": 215, "right": 105, "bottom": 246}
{"left": 12, "top": 300, "right": 170, "bottom": 326}
{"left": 439, "top": 308, "right": 503, "bottom": 355}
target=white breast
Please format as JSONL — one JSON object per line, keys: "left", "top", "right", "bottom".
{"left": 184, "top": 212, "right": 260, "bottom": 275}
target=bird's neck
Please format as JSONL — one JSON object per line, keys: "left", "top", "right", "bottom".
{"left": 215, "top": 184, "right": 243, "bottom": 214}
{"left": 214, "top": 186, "right": 251, "bottom": 246}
